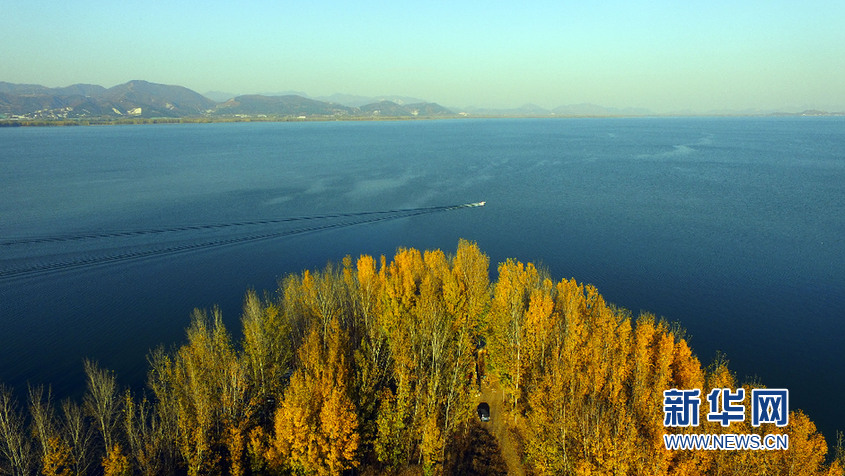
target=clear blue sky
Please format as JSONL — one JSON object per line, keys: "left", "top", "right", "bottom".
{"left": 2, "top": 1, "right": 843, "bottom": 112}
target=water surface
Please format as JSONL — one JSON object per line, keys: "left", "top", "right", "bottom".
{"left": 1, "top": 117, "right": 843, "bottom": 438}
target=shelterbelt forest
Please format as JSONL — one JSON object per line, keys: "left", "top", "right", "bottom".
{"left": 0, "top": 241, "right": 842, "bottom": 475}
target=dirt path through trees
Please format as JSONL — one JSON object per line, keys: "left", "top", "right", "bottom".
{"left": 478, "top": 376, "right": 525, "bottom": 476}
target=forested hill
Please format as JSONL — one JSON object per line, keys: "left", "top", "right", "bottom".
{"left": 0, "top": 80, "right": 216, "bottom": 118}
{"left": 0, "top": 241, "right": 841, "bottom": 475}
{"left": 0, "top": 80, "right": 453, "bottom": 120}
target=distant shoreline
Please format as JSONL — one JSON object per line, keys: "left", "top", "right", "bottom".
{"left": 2, "top": 112, "right": 842, "bottom": 127}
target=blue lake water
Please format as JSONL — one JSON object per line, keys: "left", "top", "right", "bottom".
{"left": 1, "top": 117, "right": 843, "bottom": 439}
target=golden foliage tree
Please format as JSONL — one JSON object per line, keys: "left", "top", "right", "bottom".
{"left": 488, "top": 258, "right": 539, "bottom": 414}
{"left": 268, "top": 319, "right": 359, "bottom": 474}
{"left": 101, "top": 444, "right": 131, "bottom": 476}
{"left": 40, "top": 437, "right": 72, "bottom": 476}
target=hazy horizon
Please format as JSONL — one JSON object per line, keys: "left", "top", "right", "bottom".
{"left": 3, "top": 1, "right": 844, "bottom": 114}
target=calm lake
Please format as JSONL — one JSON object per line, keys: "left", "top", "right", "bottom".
{"left": 1, "top": 117, "right": 843, "bottom": 439}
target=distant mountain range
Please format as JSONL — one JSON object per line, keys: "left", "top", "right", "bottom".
{"left": 0, "top": 80, "right": 653, "bottom": 120}
{"left": 2, "top": 80, "right": 840, "bottom": 121}
{"left": 204, "top": 90, "right": 430, "bottom": 107}
{"left": 0, "top": 80, "right": 216, "bottom": 119}
{"left": 216, "top": 95, "right": 452, "bottom": 118}
{"left": 0, "top": 80, "right": 452, "bottom": 120}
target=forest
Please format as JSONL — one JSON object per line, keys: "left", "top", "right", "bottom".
{"left": 1, "top": 240, "right": 842, "bottom": 475}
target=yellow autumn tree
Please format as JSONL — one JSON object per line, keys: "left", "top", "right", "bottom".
{"left": 40, "top": 437, "right": 72, "bottom": 476}
{"left": 374, "top": 387, "right": 405, "bottom": 468}
{"left": 351, "top": 254, "right": 392, "bottom": 451}
{"left": 488, "top": 258, "right": 540, "bottom": 414}
{"left": 268, "top": 318, "right": 359, "bottom": 475}
{"left": 101, "top": 444, "right": 131, "bottom": 476}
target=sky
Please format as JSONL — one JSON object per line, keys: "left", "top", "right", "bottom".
{"left": 2, "top": 1, "right": 844, "bottom": 113}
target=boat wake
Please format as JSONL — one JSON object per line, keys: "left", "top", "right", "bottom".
{"left": 0, "top": 202, "right": 485, "bottom": 279}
